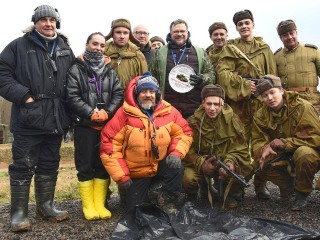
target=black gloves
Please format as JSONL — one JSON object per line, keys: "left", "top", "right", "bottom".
{"left": 189, "top": 74, "right": 204, "bottom": 86}
{"left": 165, "top": 155, "right": 181, "bottom": 168}
{"left": 118, "top": 179, "right": 133, "bottom": 190}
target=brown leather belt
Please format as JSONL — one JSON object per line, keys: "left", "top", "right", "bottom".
{"left": 288, "top": 87, "right": 317, "bottom": 92}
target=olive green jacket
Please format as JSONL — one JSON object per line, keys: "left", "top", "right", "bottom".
{"left": 252, "top": 91, "right": 320, "bottom": 161}
{"left": 105, "top": 41, "right": 148, "bottom": 89}
{"left": 150, "top": 45, "right": 216, "bottom": 98}
{"left": 275, "top": 43, "right": 320, "bottom": 105}
{"left": 206, "top": 44, "right": 223, "bottom": 68}
{"left": 184, "top": 104, "right": 252, "bottom": 176}
{"left": 215, "top": 37, "right": 277, "bottom": 125}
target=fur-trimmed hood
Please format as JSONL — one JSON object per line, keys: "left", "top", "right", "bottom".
{"left": 22, "top": 25, "right": 71, "bottom": 46}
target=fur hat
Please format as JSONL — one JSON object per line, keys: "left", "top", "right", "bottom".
{"left": 135, "top": 72, "right": 159, "bottom": 95}
{"left": 277, "top": 20, "right": 297, "bottom": 35}
{"left": 233, "top": 9, "right": 254, "bottom": 25}
{"left": 256, "top": 75, "right": 282, "bottom": 95}
{"left": 208, "top": 22, "right": 228, "bottom": 36}
{"left": 150, "top": 36, "right": 165, "bottom": 46}
{"left": 105, "top": 18, "right": 140, "bottom": 46}
{"left": 201, "top": 84, "right": 225, "bottom": 100}
{"left": 32, "top": 5, "right": 61, "bottom": 29}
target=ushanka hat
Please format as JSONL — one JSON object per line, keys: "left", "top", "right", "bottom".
{"left": 150, "top": 36, "right": 165, "bottom": 46}
{"left": 277, "top": 20, "right": 297, "bottom": 35}
{"left": 201, "top": 84, "right": 225, "bottom": 100}
{"left": 255, "top": 75, "right": 282, "bottom": 95}
{"left": 233, "top": 9, "right": 254, "bottom": 25}
{"left": 208, "top": 22, "right": 228, "bottom": 36}
{"left": 105, "top": 18, "right": 140, "bottom": 46}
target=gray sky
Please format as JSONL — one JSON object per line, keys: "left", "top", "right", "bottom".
{"left": 0, "top": 0, "right": 319, "bottom": 56}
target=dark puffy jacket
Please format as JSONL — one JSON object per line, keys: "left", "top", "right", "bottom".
{"left": 0, "top": 28, "right": 75, "bottom": 135}
{"left": 66, "top": 57, "right": 124, "bottom": 127}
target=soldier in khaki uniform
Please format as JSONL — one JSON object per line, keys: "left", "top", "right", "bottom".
{"left": 183, "top": 85, "right": 253, "bottom": 208}
{"left": 216, "top": 10, "right": 277, "bottom": 143}
{"left": 105, "top": 18, "right": 148, "bottom": 89}
{"left": 252, "top": 75, "right": 320, "bottom": 211}
{"left": 206, "top": 22, "right": 228, "bottom": 68}
{"left": 215, "top": 10, "right": 277, "bottom": 200}
{"left": 275, "top": 20, "right": 320, "bottom": 113}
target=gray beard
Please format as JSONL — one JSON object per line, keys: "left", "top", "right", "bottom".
{"left": 140, "top": 102, "right": 156, "bottom": 110}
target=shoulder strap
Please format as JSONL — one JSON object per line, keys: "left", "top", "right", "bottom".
{"left": 229, "top": 44, "right": 262, "bottom": 77}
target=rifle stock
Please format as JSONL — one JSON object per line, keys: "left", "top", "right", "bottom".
{"left": 254, "top": 152, "right": 293, "bottom": 174}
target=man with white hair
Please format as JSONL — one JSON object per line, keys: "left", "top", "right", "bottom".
{"left": 0, "top": 4, "right": 75, "bottom": 232}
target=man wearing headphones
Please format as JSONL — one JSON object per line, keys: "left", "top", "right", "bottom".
{"left": 100, "top": 72, "right": 193, "bottom": 214}
{"left": 0, "top": 5, "right": 75, "bottom": 232}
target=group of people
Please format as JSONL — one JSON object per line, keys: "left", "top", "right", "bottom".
{"left": 0, "top": 4, "right": 319, "bottom": 234}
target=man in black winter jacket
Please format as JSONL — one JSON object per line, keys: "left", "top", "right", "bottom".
{"left": 0, "top": 5, "right": 75, "bottom": 232}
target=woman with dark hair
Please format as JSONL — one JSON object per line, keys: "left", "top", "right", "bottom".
{"left": 66, "top": 32, "right": 124, "bottom": 220}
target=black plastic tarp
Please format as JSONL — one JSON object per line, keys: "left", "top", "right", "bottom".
{"left": 111, "top": 202, "right": 320, "bottom": 240}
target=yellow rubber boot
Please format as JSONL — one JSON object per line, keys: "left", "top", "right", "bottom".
{"left": 78, "top": 180, "right": 99, "bottom": 220}
{"left": 93, "top": 178, "right": 112, "bottom": 219}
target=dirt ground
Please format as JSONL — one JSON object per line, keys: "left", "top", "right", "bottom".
{"left": 0, "top": 160, "right": 320, "bottom": 239}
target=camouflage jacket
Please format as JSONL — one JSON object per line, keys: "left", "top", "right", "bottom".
{"left": 104, "top": 41, "right": 148, "bottom": 89}
{"left": 252, "top": 91, "right": 320, "bottom": 161}
{"left": 184, "top": 104, "right": 252, "bottom": 176}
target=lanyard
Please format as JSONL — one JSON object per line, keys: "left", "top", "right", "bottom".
{"left": 170, "top": 46, "right": 186, "bottom": 66}
{"left": 34, "top": 33, "right": 57, "bottom": 57}
{"left": 89, "top": 75, "right": 102, "bottom": 97}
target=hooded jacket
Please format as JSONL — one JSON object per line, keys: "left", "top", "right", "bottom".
{"left": 252, "top": 91, "right": 320, "bottom": 160}
{"left": 104, "top": 41, "right": 148, "bottom": 89}
{"left": 215, "top": 37, "right": 277, "bottom": 131}
{"left": 0, "top": 26, "right": 75, "bottom": 135}
{"left": 66, "top": 56, "right": 124, "bottom": 128}
{"left": 100, "top": 76, "right": 193, "bottom": 183}
{"left": 185, "top": 104, "right": 252, "bottom": 177}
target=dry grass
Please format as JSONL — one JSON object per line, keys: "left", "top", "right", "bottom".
{"left": 0, "top": 160, "right": 118, "bottom": 206}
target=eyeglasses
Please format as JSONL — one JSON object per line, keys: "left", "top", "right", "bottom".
{"left": 134, "top": 31, "right": 149, "bottom": 36}
{"left": 172, "top": 30, "right": 187, "bottom": 34}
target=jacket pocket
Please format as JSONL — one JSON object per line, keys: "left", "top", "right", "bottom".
{"left": 19, "top": 101, "right": 44, "bottom": 129}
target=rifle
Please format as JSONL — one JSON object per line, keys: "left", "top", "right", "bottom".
{"left": 254, "top": 152, "right": 294, "bottom": 174}
{"left": 215, "top": 156, "right": 250, "bottom": 188}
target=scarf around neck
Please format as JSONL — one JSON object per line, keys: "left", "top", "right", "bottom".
{"left": 83, "top": 50, "right": 105, "bottom": 76}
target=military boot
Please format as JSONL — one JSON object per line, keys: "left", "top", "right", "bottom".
{"left": 291, "top": 191, "right": 309, "bottom": 211}
{"left": 34, "top": 175, "right": 69, "bottom": 222}
{"left": 10, "top": 179, "right": 32, "bottom": 232}
{"left": 157, "top": 191, "right": 178, "bottom": 214}
{"left": 255, "top": 186, "right": 271, "bottom": 200}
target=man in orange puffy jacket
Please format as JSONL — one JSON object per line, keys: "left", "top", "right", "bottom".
{"left": 100, "top": 72, "right": 193, "bottom": 213}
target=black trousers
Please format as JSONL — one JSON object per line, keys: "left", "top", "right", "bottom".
{"left": 74, "top": 125, "right": 109, "bottom": 181}
{"left": 9, "top": 134, "right": 62, "bottom": 180}
{"left": 125, "top": 159, "right": 184, "bottom": 210}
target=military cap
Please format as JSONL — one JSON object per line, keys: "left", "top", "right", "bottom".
{"left": 105, "top": 18, "right": 140, "bottom": 46}
{"left": 233, "top": 9, "right": 254, "bottom": 25}
{"left": 201, "top": 84, "right": 225, "bottom": 100}
{"left": 277, "top": 20, "right": 297, "bottom": 35}
{"left": 150, "top": 36, "right": 165, "bottom": 46}
{"left": 256, "top": 75, "right": 282, "bottom": 95}
{"left": 208, "top": 22, "right": 228, "bottom": 36}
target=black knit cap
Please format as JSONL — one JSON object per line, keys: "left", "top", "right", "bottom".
{"left": 201, "top": 84, "right": 225, "bottom": 100}
{"left": 233, "top": 9, "right": 254, "bottom": 25}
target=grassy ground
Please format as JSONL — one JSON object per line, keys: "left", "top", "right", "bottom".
{"left": 0, "top": 141, "right": 118, "bottom": 206}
